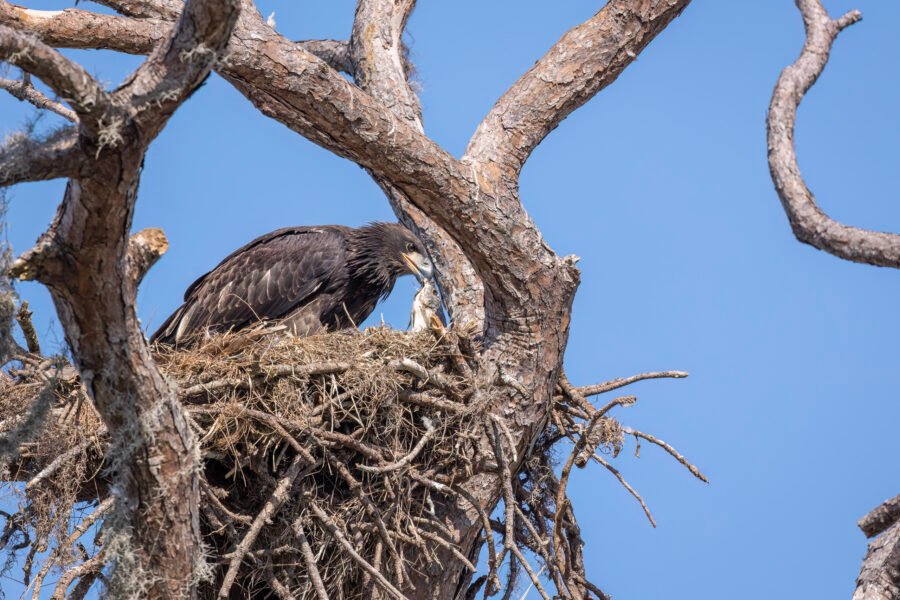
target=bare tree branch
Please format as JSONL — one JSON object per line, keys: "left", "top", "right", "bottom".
{"left": 465, "top": 0, "right": 691, "bottom": 179}
{"left": 768, "top": 0, "right": 900, "bottom": 269}
{"left": 126, "top": 227, "right": 168, "bottom": 288}
{"left": 0, "top": 127, "right": 80, "bottom": 187}
{"left": 0, "top": 3, "right": 164, "bottom": 55}
{"left": 298, "top": 38, "right": 353, "bottom": 75}
{"left": 860, "top": 495, "right": 900, "bottom": 539}
{"left": 0, "top": 25, "right": 112, "bottom": 124}
{"left": 854, "top": 521, "right": 900, "bottom": 600}
{"left": 348, "top": 0, "right": 484, "bottom": 329}
{"left": 0, "top": 73, "right": 76, "bottom": 120}
{"left": 350, "top": 0, "right": 422, "bottom": 130}
{"left": 91, "top": 0, "right": 182, "bottom": 20}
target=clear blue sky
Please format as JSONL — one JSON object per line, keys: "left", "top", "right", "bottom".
{"left": 2, "top": 1, "right": 898, "bottom": 598}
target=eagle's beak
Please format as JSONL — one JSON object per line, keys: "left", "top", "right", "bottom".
{"left": 402, "top": 252, "right": 434, "bottom": 283}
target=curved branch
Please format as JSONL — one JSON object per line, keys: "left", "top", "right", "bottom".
{"left": 0, "top": 74, "right": 76, "bottom": 121}
{"left": 0, "top": 3, "right": 165, "bottom": 54}
{"left": 768, "top": 1, "right": 900, "bottom": 268}
{"left": 348, "top": 0, "right": 484, "bottom": 329}
{"left": 115, "top": 0, "right": 238, "bottom": 135}
{"left": 465, "top": 0, "right": 691, "bottom": 179}
{"left": 350, "top": 0, "right": 422, "bottom": 130}
{"left": 297, "top": 39, "right": 353, "bottom": 75}
{"left": 0, "top": 25, "right": 112, "bottom": 124}
{"left": 0, "top": 127, "right": 81, "bottom": 186}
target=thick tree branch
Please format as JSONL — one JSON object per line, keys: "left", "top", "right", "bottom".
{"left": 297, "top": 39, "right": 353, "bottom": 75}
{"left": 768, "top": 0, "right": 900, "bottom": 269}
{"left": 854, "top": 521, "right": 900, "bottom": 600}
{"left": 3, "top": 0, "right": 241, "bottom": 595}
{"left": 0, "top": 127, "right": 80, "bottom": 186}
{"left": 0, "top": 25, "right": 112, "bottom": 124}
{"left": 126, "top": 227, "right": 168, "bottom": 288}
{"left": 348, "top": 0, "right": 483, "bottom": 328}
{"left": 860, "top": 496, "right": 900, "bottom": 539}
{"left": 0, "top": 3, "right": 165, "bottom": 54}
{"left": 350, "top": 0, "right": 422, "bottom": 130}
{"left": 0, "top": 73, "right": 76, "bottom": 120}
{"left": 465, "top": 0, "right": 691, "bottom": 180}
{"left": 91, "top": 0, "right": 182, "bottom": 20}
{"left": 113, "top": 0, "right": 239, "bottom": 134}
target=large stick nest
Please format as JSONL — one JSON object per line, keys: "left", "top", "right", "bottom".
{"left": 0, "top": 324, "right": 704, "bottom": 599}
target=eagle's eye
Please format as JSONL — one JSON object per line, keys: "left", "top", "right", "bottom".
{"left": 405, "top": 242, "right": 416, "bottom": 252}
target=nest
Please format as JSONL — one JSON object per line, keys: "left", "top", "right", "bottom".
{"left": 0, "top": 323, "right": 702, "bottom": 599}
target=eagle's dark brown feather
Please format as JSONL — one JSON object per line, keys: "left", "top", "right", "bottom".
{"left": 151, "top": 223, "right": 430, "bottom": 346}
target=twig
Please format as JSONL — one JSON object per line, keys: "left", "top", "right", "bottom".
{"left": 182, "top": 361, "right": 350, "bottom": 398}
{"left": 390, "top": 358, "right": 460, "bottom": 399}
{"left": 595, "top": 395, "right": 637, "bottom": 418}
{"left": 397, "top": 390, "right": 467, "bottom": 414}
{"left": 590, "top": 452, "right": 655, "bottom": 528}
{"left": 308, "top": 500, "right": 409, "bottom": 600}
{"left": 0, "top": 75, "right": 77, "bottom": 122}
{"left": 30, "top": 498, "right": 113, "bottom": 599}
{"left": 218, "top": 455, "right": 312, "bottom": 599}
{"left": 359, "top": 417, "right": 436, "bottom": 474}
{"left": 292, "top": 518, "right": 330, "bottom": 600}
{"left": 15, "top": 301, "right": 40, "bottom": 354}
{"left": 624, "top": 428, "right": 709, "bottom": 483}
{"left": 575, "top": 371, "right": 688, "bottom": 397}
{"left": 26, "top": 433, "right": 102, "bottom": 492}
{"left": 49, "top": 551, "right": 105, "bottom": 600}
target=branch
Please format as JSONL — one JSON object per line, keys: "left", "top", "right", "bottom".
{"left": 90, "top": 0, "right": 182, "bottom": 20}
{"left": 0, "top": 4, "right": 164, "bottom": 54}
{"left": 0, "top": 74, "right": 76, "bottom": 120}
{"left": 576, "top": 370, "right": 688, "bottom": 398}
{"left": 853, "top": 520, "right": 900, "bottom": 600}
{"left": 859, "top": 495, "right": 900, "bottom": 539}
{"left": 465, "top": 0, "right": 691, "bottom": 178}
{"left": 297, "top": 39, "right": 353, "bottom": 74}
{"left": 116, "top": 0, "right": 240, "bottom": 135}
{"left": 350, "top": 0, "right": 422, "bottom": 130}
{"left": 126, "top": 227, "right": 168, "bottom": 289}
{"left": 768, "top": 1, "right": 900, "bottom": 268}
{"left": 0, "top": 127, "right": 80, "bottom": 186}
{"left": 0, "top": 25, "right": 112, "bottom": 124}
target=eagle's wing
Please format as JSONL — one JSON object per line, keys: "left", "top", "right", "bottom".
{"left": 151, "top": 227, "right": 348, "bottom": 344}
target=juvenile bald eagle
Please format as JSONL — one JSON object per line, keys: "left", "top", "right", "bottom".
{"left": 151, "top": 223, "right": 433, "bottom": 346}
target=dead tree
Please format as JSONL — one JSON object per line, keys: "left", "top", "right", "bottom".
{"left": 768, "top": 2, "right": 900, "bottom": 597}
{"left": 0, "top": 0, "right": 890, "bottom": 598}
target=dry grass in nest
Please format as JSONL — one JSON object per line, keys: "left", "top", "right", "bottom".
{"left": 0, "top": 324, "right": 703, "bottom": 600}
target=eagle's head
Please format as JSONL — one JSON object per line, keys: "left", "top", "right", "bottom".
{"left": 351, "top": 222, "right": 434, "bottom": 286}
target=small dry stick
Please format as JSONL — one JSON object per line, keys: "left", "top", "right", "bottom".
{"left": 292, "top": 518, "right": 330, "bottom": 600}
{"left": 15, "top": 301, "right": 40, "bottom": 354}
{"left": 308, "top": 500, "right": 409, "bottom": 600}
{"left": 218, "top": 455, "right": 311, "bottom": 599}
{"left": 390, "top": 358, "right": 460, "bottom": 399}
{"left": 0, "top": 75, "right": 77, "bottom": 122}
{"left": 590, "top": 452, "right": 656, "bottom": 527}
{"left": 26, "top": 433, "right": 102, "bottom": 492}
{"left": 359, "top": 416, "right": 436, "bottom": 473}
{"left": 49, "top": 551, "right": 105, "bottom": 600}
{"left": 595, "top": 395, "right": 637, "bottom": 418}
{"left": 576, "top": 371, "right": 688, "bottom": 397}
{"left": 625, "top": 428, "right": 709, "bottom": 483}
{"left": 30, "top": 497, "right": 113, "bottom": 599}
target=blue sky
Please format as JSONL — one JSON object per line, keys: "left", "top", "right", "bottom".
{"left": 2, "top": 1, "right": 899, "bottom": 598}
